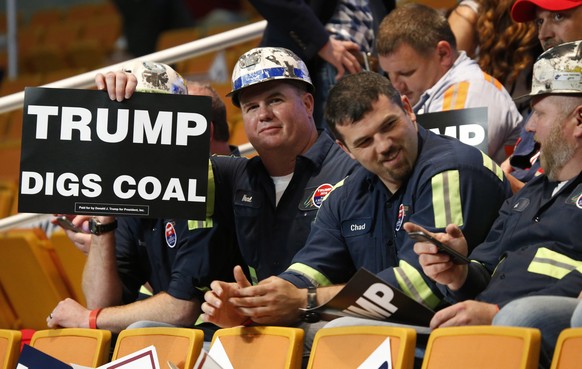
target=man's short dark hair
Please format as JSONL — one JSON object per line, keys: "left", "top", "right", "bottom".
{"left": 325, "top": 71, "right": 403, "bottom": 143}
{"left": 376, "top": 3, "right": 457, "bottom": 57}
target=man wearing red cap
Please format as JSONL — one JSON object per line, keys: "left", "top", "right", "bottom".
{"left": 502, "top": 0, "right": 582, "bottom": 193}
{"left": 512, "top": 0, "right": 582, "bottom": 51}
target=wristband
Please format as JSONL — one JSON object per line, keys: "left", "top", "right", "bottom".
{"left": 89, "top": 308, "right": 102, "bottom": 329}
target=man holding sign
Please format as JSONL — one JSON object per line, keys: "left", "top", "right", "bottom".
{"left": 44, "top": 62, "right": 242, "bottom": 338}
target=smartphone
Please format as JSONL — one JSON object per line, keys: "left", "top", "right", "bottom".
{"left": 55, "top": 216, "right": 83, "bottom": 233}
{"left": 407, "top": 231, "right": 470, "bottom": 264}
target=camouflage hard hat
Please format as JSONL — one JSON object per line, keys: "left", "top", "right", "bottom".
{"left": 228, "top": 47, "right": 314, "bottom": 107}
{"left": 121, "top": 61, "right": 188, "bottom": 95}
{"left": 517, "top": 41, "right": 582, "bottom": 101}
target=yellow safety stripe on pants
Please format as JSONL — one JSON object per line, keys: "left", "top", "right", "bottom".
{"left": 528, "top": 247, "right": 582, "bottom": 279}
{"left": 248, "top": 266, "right": 258, "bottom": 285}
{"left": 481, "top": 151, "right": 504, "bottom": 181}
{"left": 188, "top": 160, "right": 215, "bottom": 230}
{"left": 442, "top": 82, "right": 469, "bottom": 110}
{"left": 286, "top": 263, "right": 333, "bottom": 287}
{"left": 432, "top": 170, "right": 463, "bottom": 228}
{"left": 394, "top": 260, "right": 441, "bottom": 309}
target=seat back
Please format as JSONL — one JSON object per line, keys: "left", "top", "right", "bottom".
{"left": 112, "top": 327, "right": 204, "bottom": 369}
{"left": 211, "top": 326, "right": 304, "bottom": 369}
{"left": 30, "top": 328, "right": 111, "bottom": 367}
{"left": 550, "top": 327, "right": 582, "bottom": 369}
{"left": 0, "top": 229, "right": 75, "bottom": 329}
{"left": 0, "top": 329, "right": 21, "bottom": 369}
{"left": 421, "top": 325, "right": 541, "bottom": 369}
{"left": 307, "top": 326, "right": 416, "bottom": 369}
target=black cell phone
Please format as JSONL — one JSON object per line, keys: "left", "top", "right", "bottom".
{"left": 55, "top": 216, "right": 82, "bottom": 233}
{"left": 407, "top": 231, "right": 470, "bottom": 264}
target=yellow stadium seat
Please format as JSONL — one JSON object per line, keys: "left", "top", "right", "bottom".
{"left": 550, "top": 327, "right": 582, "bottom": 369}
{"left": 0, "top": 229, "right": 76, "bottom": 329}
{"left": 0, "top": 329, "right": 21, "bottom": 369}
{"left": 0, "top": 284, "right": 19, "bottom": 329}
{"left": 421, "top": 325, "right": 541, "bottom": 369}
{"left": 307, "top": 326, "right": 417, "bottom": 369}
{"left": 112, "top": 327, "right": 204, "bottom": 369}
{"left": 31, "top": 328, "right": 111, "bottom": 367}
{"left": 211, "top": 326, "right": 304, "bottom": 369}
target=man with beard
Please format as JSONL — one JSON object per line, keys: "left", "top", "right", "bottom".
{"left": 501, "top": 0, "right": 582, "bottom": 193}
{"left": 409, "top": 40, "right": 582, "bottom": 369}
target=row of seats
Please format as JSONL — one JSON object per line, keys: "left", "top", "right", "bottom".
{"left": 0, "top": 228, "right": 86, "bottom": 330}
{"left": 6, "top": 2, "right": 122, "bottom": 75}
{"left": 1, "top": 325, "right": 580, "bottom": 369}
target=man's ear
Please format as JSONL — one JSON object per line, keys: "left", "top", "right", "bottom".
{"left": 302, "top": 91, "right": 315, "bottom": 115}
{"left": 574, "top": 105, "right": 582, "bottom": 138}
{"left": 401, "top": 95, "right": 416, "bottom": 121}
{"left": 336, "top": 139, "right": 357, "bottom": 161}
{"left": 435, "top": 40, "right": 454, "bottom": 69}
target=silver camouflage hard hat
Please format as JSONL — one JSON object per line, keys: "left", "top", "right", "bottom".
{"left": 518, "top": 41, "right": 582, "bottom": 102}
{"left": 227, "top": 47, "right": 314, "bottom": 107}
{"left": 121, "top": 61, "right": 188, "bottom": 95}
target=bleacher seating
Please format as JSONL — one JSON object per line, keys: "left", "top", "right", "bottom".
{"left": 0, "top": 329, "right": 21, "bottom": 369}
{"left": 112, "top": 327, "right": 204, "bottom": 369}
{"left": 30, "top": 328, "right": 111, "bottom": 367}
{"left": 211, "top": 326, "right": 304, "bottom": 369}
{"left": 307, "top": 326, "right": 417, "bottom": 369}
{"left": 0, "top": 228, "right": 78, "bottom": 330}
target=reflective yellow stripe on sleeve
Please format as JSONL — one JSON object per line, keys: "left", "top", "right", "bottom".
{"left": 483, "top": 72, "right": 503, "bottom": 91}
{"left": 442, "top": 82, "right": 469, "bottom": 110}
{"left": 394, "top": 260, "right": 441, "bottom": 309}
{"left": 248, "top": 266, "right": 258, "bottom": 285}
{"left": 286, "top": 263, "right": 333, "bottom": 287}
{"left": 528, "top": 248, "right": 582, "bottom": 279}
{"left": 432, "top": 170, "right": 463, "bottom": 228}
{"left": 481, "top": 152, "right": 504, "bottom": 181}
{"left": 188, "top": 159, "right": 215, "bottom": 230}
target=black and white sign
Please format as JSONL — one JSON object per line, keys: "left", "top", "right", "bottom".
{"left": 302, "top": 268, "right": 434, "bottom": 329}
{"left": 19, "top": 87, "right": 211, "bottom": 219}
{"left": 416, "top": 107, "right": 488, "bottom": 153}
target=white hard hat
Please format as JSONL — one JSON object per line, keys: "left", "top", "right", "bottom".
{"left": 121, "top": 61, "right": 188, "bottom": 95}
{"left": 516, "top": 40, "right": 582, "bottom": 102}
{"left": 228, "top": 47, "right": 314, "bottom": 106}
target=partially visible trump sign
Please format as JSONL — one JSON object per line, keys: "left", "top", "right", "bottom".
{"left": 416, "top": 107, "right": 488, "bottom": 153}
{"left": 19, "top": 87, "right": 211, "bottom": 220}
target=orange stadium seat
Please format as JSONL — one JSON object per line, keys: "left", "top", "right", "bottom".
{"left": 0, "top": 329, "right": 21, "bottom": 369}
{"left": 307, "top": 326, "right": 417, "bottom": 369}
{"left": 211, "top": 326, "right": 304, "bottom": 369}
{"left": 421, "top": 325, "right": 541, "bottom": 369}
{"left": 0, "top": 229, "right": 76, "bottom": 329}
{"left": 112, "top": 327, "right": 204, "bottom": 369}
{"left": 550, "top": 327, "right": 582, "bottom": 369}
{"left": 31, "top": 328, "right": 111, "bottom": 367}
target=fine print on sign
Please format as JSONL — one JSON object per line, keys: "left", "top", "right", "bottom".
{"left": 19, "top": 87, "right": 212, "bottom": 220}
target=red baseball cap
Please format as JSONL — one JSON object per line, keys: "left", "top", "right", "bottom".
{"left": 511, "top": 0, "right": 582, "bottom": 22}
